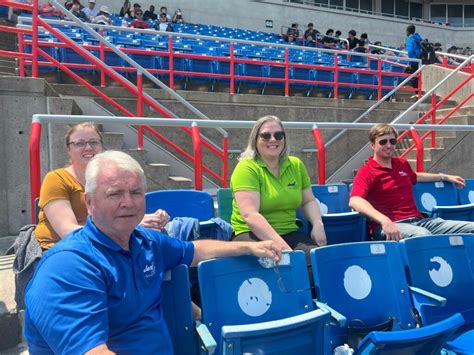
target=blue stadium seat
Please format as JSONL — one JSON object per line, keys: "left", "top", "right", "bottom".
{"left": 413, "top": 181, "right": 474, "bottom": 221}
{"left": 145, "top": 189, "right": 214, "bottom": 220}
{"left": 337, "top": 71, "right": 357, "bottom": 98}
{"left": 311, "top": 242, "right": 464, "bottom": 353}
{"left": 459, "top": 179, "right": 474, "bottom": 205}
{"left": 162, "top": 264, "right": 201, "bottom": 355}
{"left": 311, "top": 184, "right": 367, "bottom": 244}
{"left": 289, "top": 67, "right": 315, "bottom": 96}
{"left": 314, "top": 69, "right": 334, "bottom": 97}
{"left": 400, "top": 235, "right": 474, "bottom": 354}
{"left": 356, "top": 70, "right": 377, "bottom": 99}
{"left": 198, "top": 251, "right": 332, "bottom": 354}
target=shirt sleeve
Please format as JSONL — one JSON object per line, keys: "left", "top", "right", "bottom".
{"left": 38, "top": 171, "right": 71, "bottom": 208}
{"left": 25, "top": 250, "right": 109, "bottom": 354}
{"left": 294, "top": 157, "right": 311, "bottom": 190}
{"left": 350, "top": 166, "right": 373, "bottom": 199}
{"left": 230, "top": 160, "right": 261, "bottom": 192}
{"left": 154, "top": 232, "right": 195, "bottom": 270}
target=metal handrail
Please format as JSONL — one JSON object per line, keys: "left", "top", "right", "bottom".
{"left": 392, "top": 55, "right": 474, "bottom": 125}
{"left": 324, "top": 64, "right": 425, "bottom": 148}
{"left": 30, "top": 114, "right": 474, "bottom": 222}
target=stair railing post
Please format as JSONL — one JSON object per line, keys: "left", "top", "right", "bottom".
{"left": 377, "top": 57, "right": 382, "bottom": 100}
{"left": 191, "top": 122, "right": 203, "bottom": 190}
{"left": 431, "top": 93, "right": 437, "bottom": 148}
{"left": 333, "top": 53, "right": 339, "bottom": 99}
{"left": 222, "top": 134, "right": 229, "bottom": 188}
{"left": 410, "top": 127, "right": 424, "bottom": 172}
{"left": 31, "top": 0, "right": 39, "bottom": 77}
{"left": 312, "top": 125, "right": 326, "bottom": 184}
{"left": 229, "top": 42, "right": 235, "bottom": 95}
{"left": 99, "top": 28, "right": 105, "bottom": 87}
{"left": 284, "top": 48, "right": 289, "bottom": 97}
{"left": 168, "top": 35, "right": 174, "bottom": 90}
{"left": 29, "top": 121, "right": 42, "bottom": 223}
{"left": 137, "top": 71, "right": 144, "bottom": 150}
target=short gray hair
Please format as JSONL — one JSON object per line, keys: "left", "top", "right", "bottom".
{"left": 85, "top": 150, "right": 146, "bottom": 194}
{"left": 239, "top": 115, "right": 290, "bottom": 161}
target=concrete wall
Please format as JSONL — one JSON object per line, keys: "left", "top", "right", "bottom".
{"left": 422, "top": 66, "right": 474, "bottom": 105}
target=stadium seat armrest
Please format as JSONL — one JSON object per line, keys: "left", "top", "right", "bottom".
{"left": 314, "top": 300, "right": 346, "bottom": 326}
{"left": 195, "top": 320, "right": 217, "bottom": 354}
{"left": 409, "top": 286, "right": 446, "bottom": 307}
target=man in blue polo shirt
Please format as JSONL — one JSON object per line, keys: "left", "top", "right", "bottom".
{"left": 24, "top": 150, "right": 281, "bottom": 354}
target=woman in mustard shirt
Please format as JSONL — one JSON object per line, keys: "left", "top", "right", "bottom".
{"left": 231, "top": 115, "right": 327, "bottom": 255}
{"left": 35, "top": 122, "right": 169, "bottom": 250}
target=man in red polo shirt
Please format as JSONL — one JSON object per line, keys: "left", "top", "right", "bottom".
{"left": 350, "top": 123, "right": 474, "bottom": 241}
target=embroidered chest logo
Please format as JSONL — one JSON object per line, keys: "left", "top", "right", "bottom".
{"left": 143, "top": 262, "right": 156, "bottom": 278}
{"left": 398, "top": 170, "right": 408, "bottom": 177}
{"left": 287, "top": 181, "right": 297, "bottom": 189}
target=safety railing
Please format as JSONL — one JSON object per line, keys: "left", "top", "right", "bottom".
{"left": 393, "top": 55, "right": 474, "bottom": 172}
{"left": 29, "top": 114, "right": 474, "bottom": 223}
{"left": 16, "top": 16, "right": 420, "bottom": 99}
{"left": 4, "top": 0, "right": 230, "bottom": 187}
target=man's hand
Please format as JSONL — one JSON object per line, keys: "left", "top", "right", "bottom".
{"left": 381, "top": 219, "right": 402, "bottom": 241}
{"left": 310, "top": 226, "right": 327, "bottom": 246}
{"left": 247, "top": 240, "right": 283, "bottom": 262}
{"left": 445, "top": 174, "right": 465, "bottom": 188}
{"left": 139, "top": 209, "right": 170, "bottom": 231}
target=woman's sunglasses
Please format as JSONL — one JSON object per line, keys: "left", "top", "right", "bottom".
{"left": 259, "top": 131, "right": 285, "bottom": 141}
{"left": 378, "top": 138, "right": 397, "bottom": 146}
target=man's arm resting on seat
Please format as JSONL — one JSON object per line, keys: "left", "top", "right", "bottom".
{"left": 86, "top": 344, "right": 115, "bottom": 355}
{"left": 416, "top": 172, "right": 465, "bottom": 188}
{"left": 349, "top": 196, "right": 402, "bottom": 241}
{"left": 190, "top": 240, "right": 282, "bottom": 267}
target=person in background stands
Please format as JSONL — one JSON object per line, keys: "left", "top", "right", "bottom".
{"left": 25, "top": 150, "right": 282, "bottom": 354}
{"left": 155, "top": 12, "right": 173, "bottom": 32}
{"left": 347, "top": 29, "right": 359, "bottom": 50}
{"left": 119, "top": 0, "right": 132, "bottom": 17}
{"left": 350, "top": 123, "right": 474, "bottom": 241}
{"left": 130, "top": 2, "right": 141, "bottom": 18}
{"left": 130, "top": 8, "right": 150, "bottom": 29}
{"left": 92, "top": 5, "right": 112, "bottom": 25}
{"left": 81, "top": 0, "right": 97, "bottom": 22}
{"left": 143, "top": 4, "right": 157, "bottom": 21}
{"left": 285, "top": 22, "right": 299, "bottom": 43}
{"left": 320, "top": 29, "right": 335, "bottom": 46}
{"left": 405, "top": 24, "right": 422, "bottom": 86}
{"left": 160, "top": 6, "right": 171, "bottom": 21}
{"left": 230, "top": 115, "right": 327, "bottom": 261}
{"left": 172, "top": 8, "right": 184, "bottom": 23}
{"left": 70, "top": 3, "right": 88, "bottom": 21}
{"left": 304, "top": 22, "right": 319, "bottom": 46}
{"left": 39, "top": 2, "right": 65, "bottom": 18}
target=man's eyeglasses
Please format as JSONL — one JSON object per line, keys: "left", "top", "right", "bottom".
{"left": 259, "top": 131, "right": 285, "bottom": 142}
{"left": 68, "top": 139, "right": 102, "bottom": 149}
{"left": 378, "top": 138, "right": 397, "bottom": 146}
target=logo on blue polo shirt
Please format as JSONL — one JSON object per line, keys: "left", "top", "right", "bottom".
{"left": 143, "top": 262, "right": 156, "bottom": 278}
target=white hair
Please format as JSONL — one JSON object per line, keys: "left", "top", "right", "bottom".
{"left": 85, "top": 150, "right": 146, "bottom": 194}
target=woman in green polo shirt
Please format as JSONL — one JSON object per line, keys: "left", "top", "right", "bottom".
{"left": 230, "top": 115, "right": 327, "bottom": 256}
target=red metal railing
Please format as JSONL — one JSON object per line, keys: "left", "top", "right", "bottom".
{"left": 397, "top": 69, "right": 473, "bottom": 171}
{"left": 18, "top": 37, "right": 417, "bottom": 100}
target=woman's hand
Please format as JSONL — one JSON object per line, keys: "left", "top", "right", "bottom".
{"left": 139, "top": 209, "right": 170, "bottom": 231}
{"left": 310, "top": 224, "right": 327, "bottom": 246}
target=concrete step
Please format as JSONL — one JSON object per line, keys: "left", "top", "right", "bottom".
{"left": 0, "top": 65, "right": 16, "bottom": 74}
{"left": 145, "top": 163, "right": 171, "bottom": 186}
{"left": 398, "top": 147, "right": 444, "bottom": 161}
{"left": 102, "top": 132, "right": 124, "bottom": 151}
{"left": 167, "top": 176, "right": 193, "bottom": 189}
{"left": 124, "top": 148, "right": 147, "bottom": 168}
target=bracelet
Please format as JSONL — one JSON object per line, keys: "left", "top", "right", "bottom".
{"left": 439, "top": 173, "right": 446, "bottom": 182}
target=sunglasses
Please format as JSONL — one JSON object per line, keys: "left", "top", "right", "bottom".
{"left": 378, "top": 138, "right": 397, "bottom": 146}
{"left": 68, "top": 139, "right": 102, "bottom": 149}
{"left": 259, "top": 131, "right": 285, "bottom": 141}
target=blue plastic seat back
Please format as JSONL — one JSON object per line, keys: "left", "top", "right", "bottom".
{"left": 311, "top": 183, "right": 350, "bottom": 214}
{"left": 216, "top": 188, "right": 233, "bottom": 223}
{"left": 161, "top": 264, "right": 197, "bottom": 355}
{"left": 459, "top": 179, "right": 474, "bottom": 205}
{"left": 412, "top": 181, "right": 458, "bottom": 214}
{"left": 400, "top": 235, "right": 474, "bottom": 326}
{"left": 311, "top": 242, "right": 417, "bottom": 347}
{"left": 198, "top": 251, "right": 320, "bottom": 353}
{"left": 321, "top": 212, "right": 367, "bottom": 244}
{"left": 145, "top": 189, "right": 214, "bottom": 221}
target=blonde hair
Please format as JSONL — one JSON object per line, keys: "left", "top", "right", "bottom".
{"left": 239, "top": 115, "right": 289, "bottom": 161}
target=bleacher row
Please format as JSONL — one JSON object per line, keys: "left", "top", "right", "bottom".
{"left": 20, "top": 15, "right": 415, "bottom": 98}
{"left": 155, "top": 182, "right": 474, "bottom": 354}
